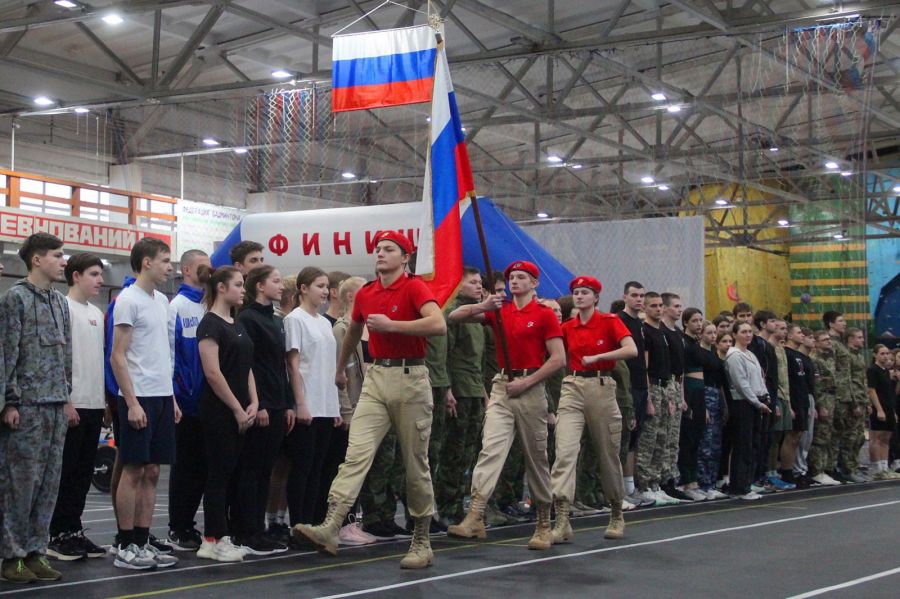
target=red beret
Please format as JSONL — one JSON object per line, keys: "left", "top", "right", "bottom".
{"left": 374, "top": 230, "right": 415, "bottom": 255}
{"left": 570, "top": 275, "right": 602, "bottom": 294}
{"left": 504, "top": 260, "right": 540, "bottom": 280}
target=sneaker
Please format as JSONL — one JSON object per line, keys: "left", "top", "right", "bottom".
{"left": 811, "top": 472, "right": 841, "bottom": 486}
{"left": 113, "top": 543, "right": 157, "bottom": 570}
{"left": 22, "top": 554, "right": 61, "bottom": 581}
{"left": 148, "top": 534, "right": 173, "bottom": 554}
{"left": 664, "top": 485, "right": 694, "bottom": 502}
{"left": 197, "top": 539, "right": 216, "bottom": 560}
{"left": 429, "top": 518, "right": 447, "bottom": 536}
{"left": 266, "top": 522, "right": 290, "bottom": 545}
{"left": 621, "top": 499, "right": 637, "bottom": 511}
{"left": 639, "top": 490, "right": 659, "bottom": 505}
{"left": 484, "top": 505, "right": 520, "bottom": 527}
{"left": 166, "top": 528, "right": 203, "bottom": 551}
{"left": 704, "top": 489, "right": 729, "bottom": 500}
{"left": 739, "top": 491, "right": 762, "bottom": 501}
{"left": 211, "top": 537, "right": 244, "bottom": 562}
{"left": 239, "top": 534, "right": 287, "bottom": 556}
{"left": 362, "top": 521, "right": 400, "bottom": 540}
{"left": 848, "top": 471, "right": 870, "bottom": 483}
{"left": 143, "top": 542, "right": 179, "bottom": 568}
{"left": 0, "top": 557, "right": 37, "bottom": 584}
{"left": 891, "top": 460, "right": 900, "bottom": 473}
{"left": 653, "top": 489, "right": 680, "bottom": 506}
{"left": 570, "top": 501, "right": 601, "bottom": 516}
{"left": 715, "top": 478, "right": 728, "bottom": 490}
{"left": 766, "top": 476, "right": 796, "bottom": 491}
{"left": 683, "top": 488, "right": 708, "bottom": 501}
{"left": 47, "top": 532, "right": 86, "bottom": 561}
{"left": 750, "top": 483, "right": 767, "bottom": 494}
{"left": 501, "top": 504, "right": 533, "bottom": 521}
{"left": 72, "top": 530, "right": 106, "bottom": 559}
{"left": 339, "top": 522, "right": 378, "bottom": 546}
{"left": 628, "top": 491, "right": 655, "bottom": 507}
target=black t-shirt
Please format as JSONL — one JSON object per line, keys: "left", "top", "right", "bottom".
{"left": 618, "top": 310, "right": 647, "bottom": 389}
{"left": 238, "top": 302, "right": 292, "bottom": 411}
{"left": 198, "top": 312, "right": 254, "bottom": 409}
{"left": 642, "top": 321, "right": 671, "bottom": 381}
{"left": 703, "top": 347, "right": 728, "bottom": 392}
{"left": 784, "top": 346, "right": 814, "bottom": 411}
{"left": 662, "top": 324, "right": 685, "bottom": 376}
{"left": 868, "top": 365, "right": 896, "bottom": 413}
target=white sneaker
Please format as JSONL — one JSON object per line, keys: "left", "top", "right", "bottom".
{"left": 143, "top": 543, "right": 178, "bottom": 568}
{"left": 113, "top": 543, "right": 157, "bottom": 570}
{"left": 621, "top": 499, "right": 637, "bottom": 511}
{"left": 197, "top": 539, "right": 216, "bottom": 560}
{"left": 811, "top": 473, "right": 841, "bottom": 486}
{"left": 213, "top": 537, "right": 245, "bottom": 562}
{"left": 740, "top": 491, "right": 762, "bottom": 501}
{"left": 705, "top": 489, "right": 729, "bottom": 500}
{"left": 339, "top": 522, "right": 377, "bottom": 546}
{"left": 640, "top": 490, "right": 658, "bottom": 504}
{"left": 654, "top": 489, "right": 680, "bottom": 505}
{"left": 683, "top": 488, "right": 707, "bottom": 501}
{"left": 890, "top": 460, "right": 900, "bottom": 472}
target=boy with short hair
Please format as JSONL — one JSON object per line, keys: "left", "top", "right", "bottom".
{"left": 230, "top": 241, "right": 264, "bottom": 274}
{"left": 48, "top": 253, "right": 107, "bottom": 562}
{"left": 1, "top": 233, "right": 71, "bottom": 583}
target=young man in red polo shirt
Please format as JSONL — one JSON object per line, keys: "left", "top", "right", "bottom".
{"left": 447, "top": 261, "right": 565, "bottom": 550}
{"left": 291, "top": 231, "right": 446, "bottom": 569}
{"left": 550, "top": 276, "right": 637, "bottom": 544}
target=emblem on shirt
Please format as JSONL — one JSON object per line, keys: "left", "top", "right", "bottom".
{"left": 527, "top": 321, "right": 534, "bottom": 327}
{"left": 597, "top": 339, "right": 604, "bottom": 346}
{"left": 391, "top": 305, "right": 399, "bottom": 313}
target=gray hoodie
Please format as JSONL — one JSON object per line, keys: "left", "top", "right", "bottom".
{"left": 1, "top": 279, "right": 72, "bottom": 410}
{"left": 724, "top": 346, "right": 766, "bottom": 408}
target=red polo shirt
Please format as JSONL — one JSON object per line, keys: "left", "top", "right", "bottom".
{"left": 484, "top": 298, "right": 562, "bottom": 370}
{"left": 562, "top": 310, "right": 632, "bottom": 371}
{"left": 352, "top": 273, "right": 437, "bottom": 359}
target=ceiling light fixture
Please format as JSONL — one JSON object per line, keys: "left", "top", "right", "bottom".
{"left": 651, "top": 92, "right": 667, "bottom": 101}
{"left": 641, "top": 176, "right": 654, "bottom": 184}
{"left": 715, "top": 199, "right": 728, "bottom": 206}
{"left": 777, "top": 219, "right": 790, "bottom": 226}
{"left": 233, "top": 147, "right": 248, "bottom": 154}
{"left": 341, "top": 172, "right": 356, "bottom": 179}
{"left": 73, "top": 107, "right": 89, "bottom": 114}
{"left": 657, "top": 184, "right": 669, "bottom": 191}
{"left": 33, "top": 96, "right": 55, "bottom": 106}
{"left": 825, "top": 161, "right": 839, "bottom": 169}
{"left": 547, "top": 155, "right": 563, "bottom": 163}
{"left": 570, "top": 164, "right": 583, "bottom": 170}
{"left": 271, "top": 69, "right": 292, "bottom": 78}
{"left": 102, "top": 13, "right": 124, "bottom": 25}
{"left": 769, "top": 147, "right": 779, "bottom": 152}
{"left": 666, "top": 104, "right": 681, "bottom": 113}
{"left": 201, "top": 138, "right": 220, "bottom": 146}
{"left": 893, "top": 185, "right": 900, "bottom": 193}
{"left": 537, "top": 211, "right": 549, "bottom": 218}
{"left": 841, "top": 171, "right": 852, "bottom": 177}
{"left": 54, "top": 0, "right": 78, "bottom": 8}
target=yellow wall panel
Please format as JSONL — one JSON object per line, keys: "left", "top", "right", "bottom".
{"left": 705, "top": 246, "right": 791, "bottom": 317}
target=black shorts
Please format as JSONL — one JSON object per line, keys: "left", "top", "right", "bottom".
{"left": 791, "top": 407, "right": 809, "bottom": 433}
{"left": 116, "top": 396, "right": 176, "bottom": 465}
{"left": 870, "top": 405, "right": 897, "bottom": 432}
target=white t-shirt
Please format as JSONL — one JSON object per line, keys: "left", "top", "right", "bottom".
{"left": 67, "top": 296, "right": 105, "bottom": 410}
{"left": 113, "top": 284, "right": 174, "bottom": 397}
{"left": 284, "top": 307, "right": 339, "bottom": 418}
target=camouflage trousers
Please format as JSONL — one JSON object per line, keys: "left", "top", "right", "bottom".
{"left": 0, "top": 404, "right": 67, "bottom": 558}
{"left": 575, "top": 437, "right": 600, "bottom": 506}
{"left": 636, "top": 383, "right": 674, "bottom": 490}
{"left": 434, "top": 396, "right": 483, "bottom": 520}
{"left": 428, "top": 388, "right": 447, "bottom": 480}
{"left": 832, "top": 402, "right": 866, "bottom": 474}
{"left": 808, "top": 406, "right": 835, "bottom": 476}
{"left": 662, "top": 379, "right": 683, "bottom": 482}
{"left": 697, "top": 386, "right": 724, "bottom": 489}
{"left": 359, "top": 428, "right": 406, "bottom": 527}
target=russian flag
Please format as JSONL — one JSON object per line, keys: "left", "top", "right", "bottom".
{"left": 416, "top": 41, "right": 474, "bottom": 306}
{"left": 332, "top": 25, "right": 437, "bottom": 113}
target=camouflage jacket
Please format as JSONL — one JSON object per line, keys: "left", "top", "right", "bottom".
{"left": 1, "top": 279, "right": 72, "bottom": 410}
{"left": 848, "top": 347, "right": 868, "bottom": 405}
{"left": 612, "top": 360, "right": 634, "bottom": 415}
{"left": 811, "top": 350, "right": 836, "bottom": 410}
{"left": 830, "top": 336, "right": 853, "bottom": 403}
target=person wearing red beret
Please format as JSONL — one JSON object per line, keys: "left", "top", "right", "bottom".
{"left": 550, "top": 276, "right": 637, "bottom": 543}
{"left": 291, "top": 231, "right": 446, "bottom": 569}
{"left": 446, "top": 261, "right": 565, "bottom": 550}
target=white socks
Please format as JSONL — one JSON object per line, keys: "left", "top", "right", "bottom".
{"left": 624, "top": 477, "right": 635, "bottom": 495}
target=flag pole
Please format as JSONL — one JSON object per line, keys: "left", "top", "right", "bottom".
{"left": 469, "top": 194, "right": 514, "bottom": 380}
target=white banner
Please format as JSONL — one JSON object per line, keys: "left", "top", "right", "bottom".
{"left": 176, "top": 199, "right": 244, "bottom": 258}
{"left": 240, "top": 202, "right": 424, "bottom": 275}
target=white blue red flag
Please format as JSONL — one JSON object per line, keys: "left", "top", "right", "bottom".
{"left": 416, "top": 40, "right": 474, "bottom": 306}
{"left": 331, "top": 25, "right": 437, "bottom": 113}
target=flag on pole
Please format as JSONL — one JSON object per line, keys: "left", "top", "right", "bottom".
{"left": 416, "top": 40, "right": 474, "bottom": 306}
{"left": 331, "top": 25, "right": 438, "bottom": 113}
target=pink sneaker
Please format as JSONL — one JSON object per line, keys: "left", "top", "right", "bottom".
{"left": 339, "top": 522, "right": 377, "bottom": 546}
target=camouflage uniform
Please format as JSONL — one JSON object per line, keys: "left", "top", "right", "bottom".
{"left": 613, "top": 361, "right": 635, "bottom": 466}
{"left": 843, "top": 347, "right": 869, "bottom": 471}
{"left": 808, "top": 350, "right": 836, "bottom": 476}
{"left": 425, "top": 332, "right": 449, "bottom": 482}
{"left": 359, "top": 430, "right": 406, "bottom": 528}
{"left": 1, "top": 280, "right": 72, "bottom": 559}
{"left": 435, "top": 298, "right": 485, "bottom": 521}
{"left": 829, "top": 337, "right": 858, "bottom": 474}
{"left": 636, "top": 383, "right": 675, "bottom": 490}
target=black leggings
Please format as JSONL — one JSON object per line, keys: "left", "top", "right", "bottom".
{"left": 168, "top": 413, "right": 207, "bottom": 533}
{"left": 233, "top": 408, "right": 287, "bottom": 539}
{"left": 285, "top": 417, "right": 334, "bottom": 526}
{"left": 200, "top": 398, "right": 243, "bottom": 539}
{"left": 678, "top": 378, "right": 707, "bottom": 485}
{"left": 317, "top": 426, "right": 350, "bottom": 523}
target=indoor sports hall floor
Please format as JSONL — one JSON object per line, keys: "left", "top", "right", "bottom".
{"left": 1, "top": 476, "right": 898, "bottom": 598}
